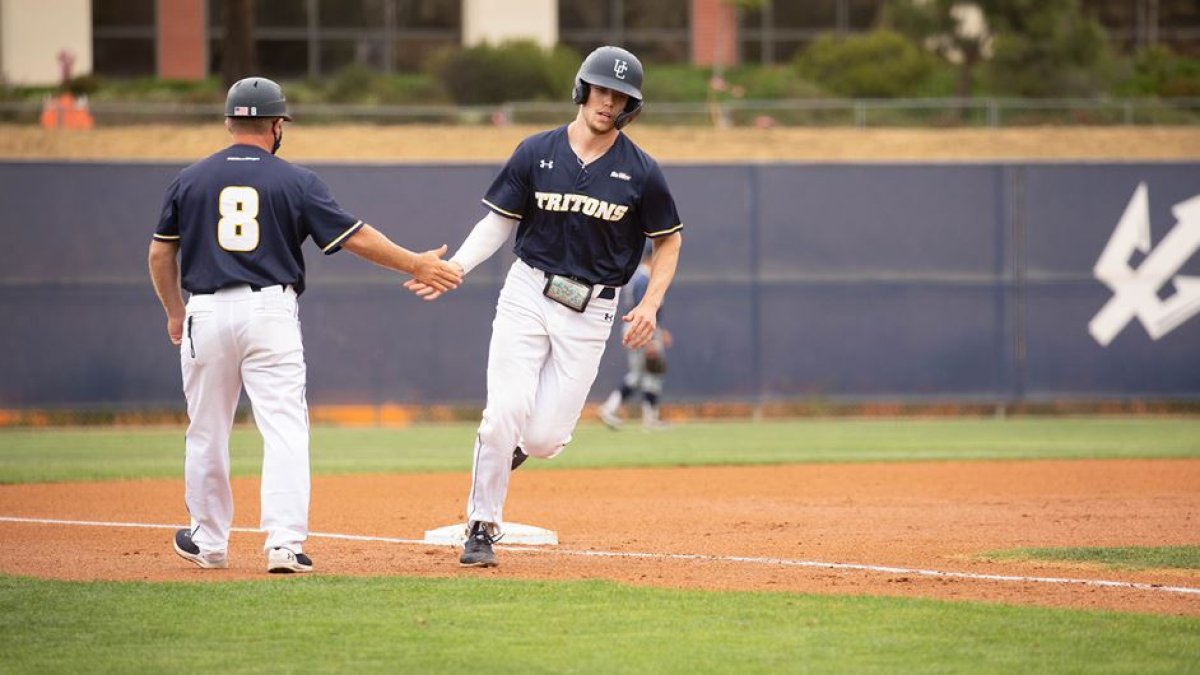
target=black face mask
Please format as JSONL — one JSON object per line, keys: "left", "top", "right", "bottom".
{"left": 271, "top": 125, "right": 283, "bottom": 155}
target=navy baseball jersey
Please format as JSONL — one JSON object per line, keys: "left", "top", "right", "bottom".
{"left": 482, "top": 125, "right": 681, "bottom": 287}
{"left": 153, "top": 144, "right": 363, "bottom": 295}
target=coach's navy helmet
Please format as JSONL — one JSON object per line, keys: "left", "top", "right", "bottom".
{"left": 225, "top": 77, "right": 291, "bottom": 121}
{"left": 572, "top": 46, "right": 643, "bottom": 129}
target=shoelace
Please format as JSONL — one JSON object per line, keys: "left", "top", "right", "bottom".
{"left": 470, "top": 525, "right": 503, "bottom": 545}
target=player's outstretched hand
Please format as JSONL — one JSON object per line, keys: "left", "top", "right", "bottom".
{"left": 403, "top": 278, "right": 445, "bottom": 301}
{"left": 622, "top": 304, "right": 658, "bottom": 349}
{"left": 410, "top": 245, "right": 462, "bottom": 295}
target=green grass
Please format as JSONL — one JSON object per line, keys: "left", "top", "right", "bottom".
{"left": 0, "top": 417, "right": 1197, "bottom": 483}
{"left": 2, "top": 422, "right": 1197, "bottom": 672}
{"left": 984, "top": 546, "right": 1200, "bottom": 571}
{"left": 0, "top": 575, "right": 1196, "bottom": 674}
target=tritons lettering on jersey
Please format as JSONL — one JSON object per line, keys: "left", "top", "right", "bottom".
{"left": 534, "top": 191, "right": 629, "bottom": 222}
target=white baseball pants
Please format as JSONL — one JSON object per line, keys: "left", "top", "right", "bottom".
{"left": 180, "top": 284, "right": 310, "bottom": 556}
{"left": 466, "top": 259, "right": 619, "bottom": 527}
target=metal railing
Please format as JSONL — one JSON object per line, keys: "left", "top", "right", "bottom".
{"left": 3, "top": 97, "right": 1198, "bottom": 127}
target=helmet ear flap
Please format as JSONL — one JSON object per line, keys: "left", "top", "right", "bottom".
{"left": 572, "top": 79, "right": 589, "bottom": 105}
{"left": 614, "top": 99, "right": 643, "bottom": 130}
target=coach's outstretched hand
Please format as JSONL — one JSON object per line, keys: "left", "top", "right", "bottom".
{"left": 410, "top": 245, "right": 463, "bottom": 294}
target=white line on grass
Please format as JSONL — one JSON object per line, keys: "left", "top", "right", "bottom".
{"left": 2, "top": 515, "right": 1198, "bottom": 598}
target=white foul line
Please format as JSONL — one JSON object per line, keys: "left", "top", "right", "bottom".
{"left": 2, "top": 515, "right": 1198, "bottom": 598}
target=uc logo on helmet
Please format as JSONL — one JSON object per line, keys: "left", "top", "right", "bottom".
{"left": 614, "top": 59, "right": 628, "bottom": 79}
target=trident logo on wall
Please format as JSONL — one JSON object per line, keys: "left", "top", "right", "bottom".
{"left": 1088, "top": 183, "right": 1200, "bottom": 346}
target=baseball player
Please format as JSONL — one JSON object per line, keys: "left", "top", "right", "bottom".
{"left": 405, "top": 46, "right": 683, "bottom": 567}
{"left": 598, "top": 248, "right": 673, "bottom": 430}
{"left": 148, "top": 76, "right": 461, "bottom": 573}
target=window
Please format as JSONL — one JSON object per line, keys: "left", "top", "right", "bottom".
{"left": 93, "top": 0, "right": 156, "bottom": 76}
{"left": 741, "top": 0, "right": 884, "bottom": 64}
{"left": 560, "top": 0, "right": 688, "bottom": 63}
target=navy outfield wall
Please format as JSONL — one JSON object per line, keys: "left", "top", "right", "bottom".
{"left": 0, "top": 160, "right": 1197, "bottom": 408}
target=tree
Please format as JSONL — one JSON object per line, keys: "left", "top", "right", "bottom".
{"left": 221, "top": 0, "right": 258, "bottom": 89}
{"left": 794, "top": 29, "right": 935, "bottom": 98}
{"left": 884, "top": 0, "right": 1115, "bottom": 97}
{"left": 981, "top": 0, "right": 1114, "bottom": 97}
{"left": 886, "top": 0, "right": 992, "bottom": 98}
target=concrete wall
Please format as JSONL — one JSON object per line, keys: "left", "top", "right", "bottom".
{"left": 0, "top": 0, "right": 92, "bottom": 85}
{"left": 462, "top": 0, "right": 557, "bottom": 48}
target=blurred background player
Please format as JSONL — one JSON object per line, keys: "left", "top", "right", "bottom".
{"left": 599, "top": 246, "right": 673, "bottom": 430}
{"left": 149, "top": 76, "right": 461, "bottom": 574}
{"left": 405, "top": 45, "right": 683, "bottom": 568}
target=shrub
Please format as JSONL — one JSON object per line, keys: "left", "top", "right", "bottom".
{"left": 794, "top": 29, "right": 935, "bottom": 98}
{"left": 324, "top": 63, "right": 377, "bottom": 103}
{"left": 726, "top": 65, "right": 826, "bottom": 99}
{"left": 66, "top": 74, "right": 103, "bottom": 96}
{"left": 375, "top": 73, "right": 448, "bottom": 105}
{"left": 642, "top": 65, "right": 825, "bottom": 104}
{"left": 642, "top": 65, "right": 712, "bottom": 102}
{"left": 1116, "top": 46, "right": 1200, "bottom": 98}
{"left": 427, "top": 41, "right": 580, "bottom": 105}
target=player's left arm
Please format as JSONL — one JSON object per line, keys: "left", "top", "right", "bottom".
{"left": 623, "top": 159, "right": 682, "bottom": 348}
{"left": 623, "top": 231, "right": 681, "bottom": 349}
{"left": 147, "top": 240, "right": 186, "bottom": 345}
{"left": 403, "top": 210, "right": 518, "bottom": 301}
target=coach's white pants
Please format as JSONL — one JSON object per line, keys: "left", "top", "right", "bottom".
{"left": 180, "top": 284, "right": 309, "bottom": 556}
{"left": 467, "top": 259, "right": 619, "bottom": 527}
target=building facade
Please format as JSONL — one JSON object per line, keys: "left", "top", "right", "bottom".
{"left": 2, "top": 0, "right": 1197, "bottom": 85}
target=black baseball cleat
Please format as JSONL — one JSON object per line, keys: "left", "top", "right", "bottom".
{"left": 267, "top": 547, "right": 313, "bottom": 573}
{"left": 459, "top": 521, "right": 499, "bottom": 567}
{"left": 173, "top": 528, "right": 228, "bottom": 569}
{"left": 511, "top": 446, "right": 529, "bottom": 471}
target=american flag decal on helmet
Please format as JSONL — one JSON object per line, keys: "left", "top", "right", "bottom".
{"left": 233, "top": 106, "right": 249, "bottom": 115}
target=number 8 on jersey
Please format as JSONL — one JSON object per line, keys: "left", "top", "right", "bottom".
{"left": 217, "top": 185, "right": 260, "bottom": 252}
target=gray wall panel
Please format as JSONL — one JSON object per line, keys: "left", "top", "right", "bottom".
{"left": 758, "top": 165, "right": 1002, "bottom": 276}
{"left": 758, "top": 284, "right": 1004, "bottom": 397}
{"left": 1, "top": 160, "right": 1196, "bottom": 408}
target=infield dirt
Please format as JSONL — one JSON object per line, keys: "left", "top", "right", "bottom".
{"left": 1, "top": 460, "right": 1197, "bottom": 616}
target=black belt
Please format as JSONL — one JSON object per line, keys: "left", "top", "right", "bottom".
{"left": 190, "top": 283, "right": 288, "bottom": 296}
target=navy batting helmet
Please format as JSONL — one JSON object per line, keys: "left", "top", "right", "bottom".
{"left": 225, "top": 76, "right": 291, "bottom": 121}
{"left": 571, "top": 46, "right": 643, "bottom": 129}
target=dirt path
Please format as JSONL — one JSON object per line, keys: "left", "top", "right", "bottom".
{"left": 2, "top": 460, "right": 1197, "bottom": 616}
{"left": 2, "top": 124, "right": 1198, "bottom": 162}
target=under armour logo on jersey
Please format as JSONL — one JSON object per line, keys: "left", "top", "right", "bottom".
{"left": 1088, "top": 182, "right": 1200, "bottom": 346}
{"left": 540, "top": 159, "right": 554, "bottom": 169}
{"left": 614, "top": 59, "right": 628, "bottom": 79}
{"left": 603, "top": 312, "right": 614, "bottom": 323}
